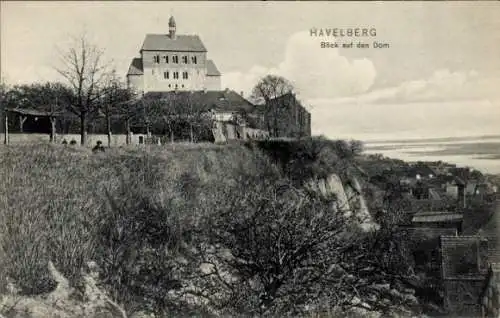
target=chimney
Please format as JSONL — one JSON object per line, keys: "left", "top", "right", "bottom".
{"left": 457, "top": 183, "right": 466, "bottom": 209}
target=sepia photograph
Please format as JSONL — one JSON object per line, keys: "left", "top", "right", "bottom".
{"left": 0, "top": 1, "right": 499, "bottom": 317}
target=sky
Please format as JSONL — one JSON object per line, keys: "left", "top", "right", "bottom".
{"left": 2, "top": 1, "right": 500, "bottom": 141}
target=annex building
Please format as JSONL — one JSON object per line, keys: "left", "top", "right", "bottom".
{"left": 126, "top": 16, "right": 221, "bottom": 94}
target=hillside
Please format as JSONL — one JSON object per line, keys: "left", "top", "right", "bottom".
{"left": 0, "top": 139, "right": 425, "bottom": 317}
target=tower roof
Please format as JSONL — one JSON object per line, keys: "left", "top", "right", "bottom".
{"left": 169, "top": 16, "right": 176, "bottom": 27}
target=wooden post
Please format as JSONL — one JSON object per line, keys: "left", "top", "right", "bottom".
{"left": 19, "top": 116, "right": 27, "bottom": 132}
{"left": 125, "top": 118, "right": 131, "bottom": 145}
{"left": 106, "top": 115, "right": 112, "bottom": 147}
{"left": 50, "top": 117, "right": 57, "bottom": 143}
{"left": 4, "top": 110, "right": 8, "bottom": 145}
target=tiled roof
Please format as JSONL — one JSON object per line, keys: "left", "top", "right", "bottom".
{"left": 6, "top": 107, "right": 64, "bottom": 117}
{"left": 141, "top": 34, "right": 207, "bottom": 52}
{"left": 412, "top": 211, "right": 463, "bottom": 223}
{"left": 127, "top": 58, "right": 143, "bottom": 76}
{"left": 441, "top": 236, "right": 490, "bottom": 280}
{"left": 206, "top": 60, "right": 221, "bottom": 76}
{"left": 400, "top": 226, "right": 457, "bottom": 242}
{"left": 142, "top": 90, "right": 256, "bottom": 113}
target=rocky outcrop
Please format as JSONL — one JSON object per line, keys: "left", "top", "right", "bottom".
{"left": 0, "top": 261, "right": 127, "bottom": 318}
{"left": 306, "top": 173, "right": 379, "bottom": 232}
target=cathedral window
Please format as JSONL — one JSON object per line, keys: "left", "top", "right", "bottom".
{"left": 182, "top": 71, "right": 188, "bottom": 79}
{"left": 192, "top": 56, "right": 197, "bottom": 64}
{"left": 173, "top": 71, "right": 179, "bottom": 79}
{"left": 173, "top": 55, "right": 179, "bottom": 64}
{"left": 153, "top": 55, "right": 160, "bottom": 64}
{"left": 164, "top": 71, "right": 169, "bottom": 79}
{"left": 163, "top": 55, "right": 169, "bottom": 63}
{"left": 182, "top": 56, "right": 188, "bottom": 64}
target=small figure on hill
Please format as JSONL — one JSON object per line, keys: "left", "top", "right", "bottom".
{"left": 92, "top": 140, "right": 105, "bottom": 153}
{"left": 69, "top": 139, "right": 77, "bottom": 145}
{"left": 61, "top": 139, "right": 68, "bottom": 145}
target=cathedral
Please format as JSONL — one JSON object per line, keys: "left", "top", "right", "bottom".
{"left": 126, "top": 16, "right": 221, "bottom": 94}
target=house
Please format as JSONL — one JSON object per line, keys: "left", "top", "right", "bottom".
{"left": 449, "top": 167, "right": 472, "bottom": 182}
{"left": 446, "top": 176, "right": 467, "bottom": 209}
{"left": 480, "top": 263, "right": 500, "bottom": 317}
{"left": 139, "top": 89, "right": 269, "bottom": 142}
{"left": 440, "top": 236, "right": 490, "bottom": 317}
{"left": 126, "top": 16, "right": 221, "bottom": 94}
{"left": 258, "top": 93, "right": 311, "bottom": 138}
{"left": 400, "top": 212, "right": 463, "bottom": 274}
{"left": 406, "top": 163, "right": 437, "bottom": 180}
{"left": 411, "top": 211, "right": 463, "bottom": 233}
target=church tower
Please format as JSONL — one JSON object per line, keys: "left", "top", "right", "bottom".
{"left": 169, "top": 16, "right": 176, "bottom": 39}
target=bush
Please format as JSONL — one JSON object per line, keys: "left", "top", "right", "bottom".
{"left": 0, "top": 139, "right": 419, "bottom": 317}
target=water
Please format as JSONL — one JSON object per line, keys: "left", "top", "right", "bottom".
{"left": 363, "top": 136, "right": 500, "bottom": 174}
{"left": 310, "top": 99, "right": 500, "bottom": 174}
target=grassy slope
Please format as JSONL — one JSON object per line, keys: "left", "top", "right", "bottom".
{"left": 0, "top": 142, "right": 281, "bottom": 295}
{"left": 1, "top": 139, "right": 422, "bottom": 316}
{"left": 0, "top": 138, "right": 352, "bottom": 289}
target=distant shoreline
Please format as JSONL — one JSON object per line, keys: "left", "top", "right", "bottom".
{"left": 364, "top": 134, "right": 500, "bottom": 145}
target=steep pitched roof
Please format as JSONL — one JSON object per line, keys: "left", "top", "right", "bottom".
{"left": 127, "top": 58, "right": 143, "bottom": 76}
{"left": 440, "top": 236, "right": 490, "bottom": 280}
{"left": 400, "top": 226, "right": 457, "bottom": 242}
{"left": 412, "top": 211, "right": 463, "bottom": 224}
{"left": 141, "top": 34, "right": 207, "bottom": 52}
{"left": 142, "top": 90, "right": 257, "bottom": 113}
{"left": 206, "top": 60, "right": 221, "bottom": 76}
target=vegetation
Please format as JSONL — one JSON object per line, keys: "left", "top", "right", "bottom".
{"left": 0, "top": 138, "right": 421, "bottom": 317}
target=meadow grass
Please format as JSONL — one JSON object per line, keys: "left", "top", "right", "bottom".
{"left": 0, "top": 142, "right": 276, "bottom": 296}
{"left": 0, "top": 138, "right": 376, "bottom": 316}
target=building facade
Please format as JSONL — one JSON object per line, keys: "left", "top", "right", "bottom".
{"left": 258, "top": 93, "right": 312, "bottom": 138}
{"left": 126, "top": 16, "right": 221, "bottom": 94}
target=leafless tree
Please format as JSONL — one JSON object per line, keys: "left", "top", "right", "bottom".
{"left": 98, "top": 70, "right": 130, "bottom": 147}
{"left": 55, "top": 34, "right": 112, "bottom": 145}
{"left": 250, "top": 75, "right": 296, "bottom": 138}
{"left": 144, "top": 92, "right": 212, "bottom": 143}
{"left": 117, "top": 92, "right": 141, "bottom": 145}
{"left": 1, "top": 79, "right": 9, "bottom": 144}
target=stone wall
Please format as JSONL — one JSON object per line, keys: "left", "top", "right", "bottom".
{"left": 0, "top": 133, "right": 145, "bottom": 147}
{"left": 481, "top": 264, "right": 500, "bottom": 317}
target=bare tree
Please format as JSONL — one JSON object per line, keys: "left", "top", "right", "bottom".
{"left": 117, "top": 92, "right": 142, "bottom": 145}
{"left": 143, "top": 92, "right": 211, "bottom": 144}
{"left": 1, "top": 79, "right": 9, "bottom": 144}
{"left": 250, "top": 75, "right": 295, "bottom": 138}
{"left": 98, "top": 71, "right": 130, "bottom": 147}
{"left": 55, "top": 34, "right": 111, "bottom": 145}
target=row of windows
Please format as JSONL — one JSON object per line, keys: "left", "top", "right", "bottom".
{"left": 151, "top": 70, "right": 189, "bottom": 79}
{"left": 153, "top": 54, "right": 197, "bottom": 65}
{"left": 167, "top": 84, "right": 185, "bottom": 89}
